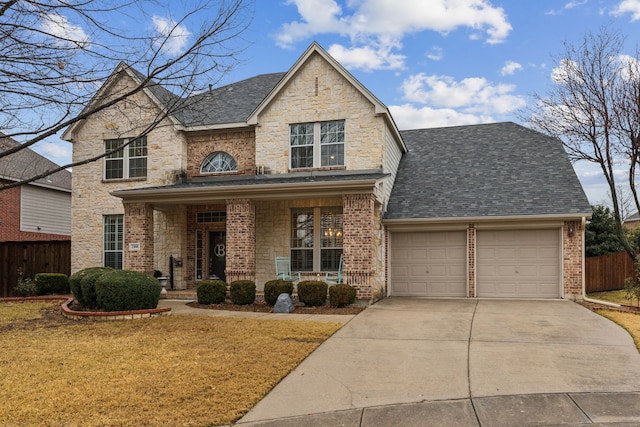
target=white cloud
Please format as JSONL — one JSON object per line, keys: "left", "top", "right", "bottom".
{"left": 389, "top": 104, "right": 485, "bottom": 129}
{"left": 426, "top": 46, "right": 443, "bottom": 61}
{"left": 551, "top": 58, "right": 581, "bottom": 83}
{"left": 152, "top": 15, "right": 191, "bottom": 56}
{"left": 500, "top": 60, "right": 523, "bottom": 76}
{"left": 400, "top": 73, "right": 526, "bottom": 115}
{"left": 276, "top": 0, "right": 512, "bottom": 70}
{"left": 40, "top": 13, "right": 89, "bottom": 48}
{"left": 328, "top": 41, "right": 405, "bottom": 71}
{"left": 611, "top": 0, "right": 640, "bottom": 21}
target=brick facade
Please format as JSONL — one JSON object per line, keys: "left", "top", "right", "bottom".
{"left": 186, "top": 130, "right": 255, "bottom": 178}
{"left": 563, "top": 220, "right": 584, "bottom": 299}
{"left": 467, "top": 224, "right": 475, "bottom": 298}
{"left": 123, "top": 203, "right": 154, "bottom": 275}
{"left": 343, "top": 194, "right": 376, "bottom": 299}
{"left": 225, "top": 199, "right": 256, "bottom": 283}
{"left": 0, "top": 184, "right": 70, "bottom": 242}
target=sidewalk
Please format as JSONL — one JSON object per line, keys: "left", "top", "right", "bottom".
{"left": 234, "top": 392, "right": 640, "bottom": 426}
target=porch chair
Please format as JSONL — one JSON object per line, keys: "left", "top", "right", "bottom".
{"left": 325, "top": 254, "right": 344, "bottom": 285}
{"left": 275, "top": 256, "right": 301, "bottom": 282}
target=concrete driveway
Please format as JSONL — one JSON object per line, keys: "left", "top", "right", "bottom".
{"left": 239, "top": 298, "right": 640, "bottom": 424}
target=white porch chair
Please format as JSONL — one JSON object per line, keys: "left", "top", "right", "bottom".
{"left": 275, "top": 256, "right": 301, "bottom": 282}
{"left": 325, "top": 254, "right": 344, "bottom": 284}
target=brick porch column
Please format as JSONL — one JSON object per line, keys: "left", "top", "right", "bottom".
{"left": 343, "top": 194, "right": 375, "bottom": 299}
{"left": 225, "top": 198, "right": 256, "bottom": 283}
{"left": 123, "top": 202, "right": 154, "bottom": 275}
{"left": 468, "top": 224, "right": 476, "bottom": 298}
{"left": 563, "top": 220, "right": 584, "bottom": 300}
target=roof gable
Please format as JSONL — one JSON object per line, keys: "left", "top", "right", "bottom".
{"left": 385, "top": 122, "right": 591, "bottom": 220}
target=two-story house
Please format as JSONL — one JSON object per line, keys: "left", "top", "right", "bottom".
{"left": 62, "top": 42, "right": 591, "bottom": 301}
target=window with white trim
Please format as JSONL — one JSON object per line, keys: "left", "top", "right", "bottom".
{"left": 104, "top": 136, "right": 147, "bottom": 180}
{"left": 290, "top": 120, "right": 344, "bottom": 169}
{"left": 200, "top": 151, "right": 237, "bottom": 174}
{"left": 291, "top": 207, "right": 343, "bottom": 271}
{"left": 103, "top": 214, "right": 123, "bottom": 269}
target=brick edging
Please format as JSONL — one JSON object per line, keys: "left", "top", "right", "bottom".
{"left": 0, "top": 295, "right": 172, "bottom": 321}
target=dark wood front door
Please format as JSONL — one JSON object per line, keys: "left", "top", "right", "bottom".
{"left": 208, "top": 231, "right": 226, "bottom": 281}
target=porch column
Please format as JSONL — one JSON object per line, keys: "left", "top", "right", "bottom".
{"left": 123, "top": 202, "right": 154, "bottom": 275}
{"left": 468, "top": 224, "right": 476, "bottom": 298}
{"left": 343, "top": 194, "right": 375, "bottom": 299}
{"left": 563, "top": 219, "right": 584, "bottom": 300}
{"left": 225, "top": 198, "right": 256, "bottom": 283}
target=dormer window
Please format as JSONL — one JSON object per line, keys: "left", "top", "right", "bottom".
{"left": 200, "top": 151, "right": 237, "bottom": 174}
{"left": 290, "top": 120, "right": 345, "bottom": 169}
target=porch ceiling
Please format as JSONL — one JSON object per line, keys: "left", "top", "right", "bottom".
{"left": 110, "top": 169, "right": 387, "bottom": 204}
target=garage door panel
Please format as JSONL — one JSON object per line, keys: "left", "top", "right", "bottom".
{"left": 391, "top": 231, "right": 467, "bottom": 297}
{"left": 477, "top": 229, "right": 560, "bottom": 299}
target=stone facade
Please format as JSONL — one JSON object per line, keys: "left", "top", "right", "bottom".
{"left": 255, "top": 53, "right": 385, "bottom": 174}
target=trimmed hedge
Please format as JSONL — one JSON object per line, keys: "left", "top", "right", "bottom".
{"left": 69, "top": 267, "right": 113, "bottom": 308}
{"left": 297, "top": 280, "right": 328, "bottom": 307}
{"left": 35, "top": 273, "right": 70, "bottom": 295}
{"left": 95, "top": 270, "right": 161, "bottom": 311}
{"left": 329, "top": 284, "right": 357, "bottom": 308}
{"left": 229, "top": 280, "right": 256, "bottom": 305}
{"left": 263, "top": 279, "right": 294, "bottom": 306}
{"left": 197, "top": 280, "right": 227, "bottom": 304}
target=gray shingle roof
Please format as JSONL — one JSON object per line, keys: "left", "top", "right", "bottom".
{"left": 0, "top": 133, "right": 71, "bottom": 191}
{"left": 385, "top": 122, "right": 591, "bottom": 220}
{"left": 173, "top": 73, "right": 286, "bottom": 127}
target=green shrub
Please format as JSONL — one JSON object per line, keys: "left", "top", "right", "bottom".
{"left": 297, "top": 281, "right": 328, "bottom": 307}
{"left": 14, "top": 277, "right": 37, "bottom": 297}
{"left": 197, "top": 279, "right": 227, "bottom": 304}
{"left": 95, "top": 270, "right": 161, "bottom": 311}
{"left": 329, "top": 284, "right": 357, "bottom": 308}
{"left": 263, "top": 279, "right": 294, "bottom": 306}
{"left": 69, "top": 267, "right": 112, "bottom": 308}
{"left": 35, "top": 273, "right": 70, "bottom": 295}
{"left": 229, "top": 280, "right": 256, "bottom": 305}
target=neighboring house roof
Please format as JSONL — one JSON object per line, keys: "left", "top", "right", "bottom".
{"left": 0, "top": 133, "right": 71, "bottom": 192}
{"left": 385, "top": 122, "right": 591, "bottom": 220}
{"left": 625, "top": 212, "right": 640, "bottom": 222}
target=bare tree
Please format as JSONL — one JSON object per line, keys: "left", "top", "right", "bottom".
{"left": 0, "top": 0, "right": 252, "bottom": 188}
{"left": 525, "top": 27, "right": 640, "bottom": 259}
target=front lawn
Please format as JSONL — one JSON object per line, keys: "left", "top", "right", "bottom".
{"left": 587, "top": 289, "right": 636, "bottom": 306}
{"left": 0, "top": 301, "right": 341, "bottom": 426}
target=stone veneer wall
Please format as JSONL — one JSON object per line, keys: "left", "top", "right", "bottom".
{"left": 186, "top": 130, "right": 255, "bottom": 177}
{"left": 154, "top": 207, "right": 188, "bottom": 289}
{"left": 255, "top": 53, "right": 385, "bottom": 174}
{"left": 563, "top": 220, "right": 585, "bottom": 299}
{"left": 343, "top": 194, "right": 375, "bottom": 299}
{"left": 225, "top": 199, "right": 256, "bottom": 283}
{"left": 69, "top": 71, "right": 186, "bottom": 273}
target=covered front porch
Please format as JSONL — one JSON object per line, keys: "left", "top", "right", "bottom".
{"left": 111, "top": 170, "right": 388, "bottom": 299}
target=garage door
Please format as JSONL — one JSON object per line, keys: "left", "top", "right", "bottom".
{"left": 391, "top": 231, "right": 467, "bottom": 297}
{"left": 477, "top": 229, "right": 560, "bottom": 298}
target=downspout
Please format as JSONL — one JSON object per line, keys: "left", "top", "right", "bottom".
{"left": 581, "top": 216, "right": 622, "bottom": 308}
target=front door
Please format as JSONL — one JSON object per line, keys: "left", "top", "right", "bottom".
{"left": 208, "top": 231, "right": 226, "bottom": 281}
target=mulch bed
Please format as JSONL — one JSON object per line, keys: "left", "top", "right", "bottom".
{"left": 187, "top": 300, "right": 366, "bottom": 315}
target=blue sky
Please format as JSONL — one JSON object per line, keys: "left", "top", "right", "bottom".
{"left": 30, "top": 0, "right": 640, "bottom": 205}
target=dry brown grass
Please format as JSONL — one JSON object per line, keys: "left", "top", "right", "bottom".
{"left": 0, "top": 302, "right": 341, "bottom": 426}
{"left": 596, "top": 310, "right": 640, "bottom": 352}
{"left": 0, "top": 300, "right": 58, "bottom": 326}
{"left": 588, "top": 289, "right": 636, "bottom": 306}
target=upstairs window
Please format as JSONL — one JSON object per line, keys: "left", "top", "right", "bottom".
{"left": 104, "top": 136, "right": 147, "bottom": 180}
{"left": 200, "top": 151, "right": 237, "bottom": 174}
{"left": 290, "top": 120, "right": 344, "bottom": 169}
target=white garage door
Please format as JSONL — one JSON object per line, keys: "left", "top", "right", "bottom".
{"left": 391, "top": 231, "right": 467, "bottom": 297}
{"left": 477, "top": 229, "right": 560, "bottom": 298}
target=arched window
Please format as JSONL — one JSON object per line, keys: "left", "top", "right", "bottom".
{"left": 200, "top": 152, "right": 237, "bottom": 173}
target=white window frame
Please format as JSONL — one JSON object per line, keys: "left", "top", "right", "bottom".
{"left": 200, "top": 151, "right": 238, "bottom": 174}
{"left": 290, "top": 207, "right": 343, "bottom": 272}
{"left": 104, "top": 136, "right": 147, "bottom": 180}
{"left": 289, "top": 120, "right": 345, "bottom": 169}
{"left": 103, "top": 214, "right": 124, "bottom": 269}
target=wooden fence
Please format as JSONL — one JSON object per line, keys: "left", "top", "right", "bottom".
{"left": 0, "top": 241, "right": 71, "bottom": 297}
{"left": 585, "top": 251, "right": 635, "bottom": 293}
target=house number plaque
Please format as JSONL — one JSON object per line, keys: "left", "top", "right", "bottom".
{"left": 214, "top": 244, "right": 226, "bottom": 257}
